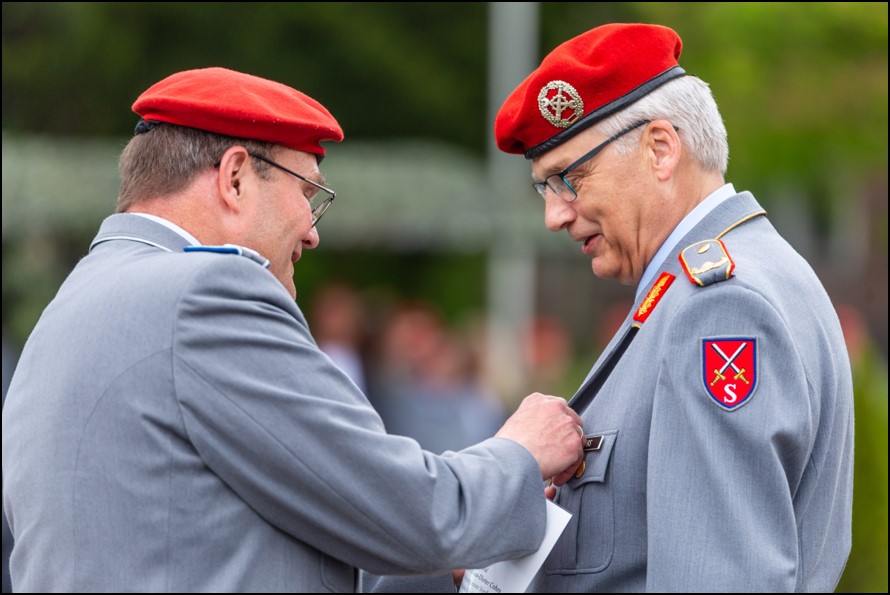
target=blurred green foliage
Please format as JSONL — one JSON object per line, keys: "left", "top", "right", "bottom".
{"left": 3, "top": 3, "right": 887, "bottom": 205}
{"left": 2, "top": 3, "right": 887, "bottom": 591}
{"left": 2, "top": 3, "right": 490, "bottom": 147}
{"left": 3, "top": 2, "right": 886, "bottom": 251}
{"left": 840, "top": 343, "right": 889, "bottom": 593}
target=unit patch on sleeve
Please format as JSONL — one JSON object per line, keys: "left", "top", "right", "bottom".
{"left": 702, "top": 338, "right": 758, "bottom": 410}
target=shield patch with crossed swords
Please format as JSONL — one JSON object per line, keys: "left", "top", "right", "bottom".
{"left": 702, "top": 338, "right": 758, "bottom": 410}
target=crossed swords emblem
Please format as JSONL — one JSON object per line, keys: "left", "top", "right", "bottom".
{"left": 710, "top": 342, "right": 750, "bottom": 386}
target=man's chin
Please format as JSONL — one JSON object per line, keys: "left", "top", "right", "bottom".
{"left": 590, "top": 259, "right": 610, "bottom": 280}
{"left": 590, "top": 260, "right": 631, "bottom": 285}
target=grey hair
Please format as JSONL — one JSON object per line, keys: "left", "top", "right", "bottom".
{"left": 117, "top": 123, "right": 276, "bottom": 213}
{"left": 594, "top": 75, "right": 729, "bottom": 175}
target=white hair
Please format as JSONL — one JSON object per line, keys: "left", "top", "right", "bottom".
{"left": 594, "top": 75, "right": 729, "bottom": 175}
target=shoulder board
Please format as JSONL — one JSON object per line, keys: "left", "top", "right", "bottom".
{"left": 679, "top": 239, "right": 734, "bottom": 287}
{"left": 183, "top": 244, "right": 271, "bottom": 269}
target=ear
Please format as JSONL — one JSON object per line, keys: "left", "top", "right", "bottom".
{"left": 215, "top": 146, "right": 251, "bottom": 213}
{"left": 645, "top": 120, "right": 681, "bottom": 181}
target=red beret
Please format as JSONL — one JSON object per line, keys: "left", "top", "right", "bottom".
{"left": 495, "top": 24, "right": 685, "bottom": 159}
{"left": 132, "top": 67, "right": 343, "bottom": 156}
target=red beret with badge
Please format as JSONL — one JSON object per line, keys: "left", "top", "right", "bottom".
{"left": 132, "top": 67, "right": 343, "bottom": 157}
{"left": 495, "top": 23, "right": 685, "bottom": 159}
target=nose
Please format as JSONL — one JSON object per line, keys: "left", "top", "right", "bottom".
{"left": 543, "top": 195, "right": 576, "bottom": 232}
{"left": 303, "top": 225, "right": 320, "bottom": 250}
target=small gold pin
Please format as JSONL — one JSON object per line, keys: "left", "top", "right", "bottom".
{"left": 697, "top": 243, "right": 711, "bottom": 254}
{"left": 573, "top": 460, "right": 586, "bottom": 479}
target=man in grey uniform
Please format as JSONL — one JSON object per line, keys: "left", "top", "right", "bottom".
{"left": 370, "top": 22, "right": 855, "bottom": 593}
{"left": 498, "top": 23, "right": 854, "bottom": 592}
{"left": 1, "top": 67, "right": 585, "bottom": 592}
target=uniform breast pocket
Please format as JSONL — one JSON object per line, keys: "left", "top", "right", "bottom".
{"left": 544, "top": 429, "right": 618, "bottom": 575}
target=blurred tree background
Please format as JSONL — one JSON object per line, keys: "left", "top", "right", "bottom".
{"left": 2, "top": 2, "right": 887, "bottom": 591}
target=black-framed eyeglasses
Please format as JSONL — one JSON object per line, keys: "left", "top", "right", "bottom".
{"left": 248, "top": 152, "right": 336, "bottom": 227}
{"left": 532, "top": 119, "right": 651, "bottom": 203}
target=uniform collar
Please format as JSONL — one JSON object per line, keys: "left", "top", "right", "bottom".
{"left": 90, "top": 213, "right": 196, "bottom": 253}
{"left": 635, "top": 183, "right": 736, "bottom": 301}
{"left": 634, "top": 190, "right": 766, "bottom": 302}
{"left": 129, "top": 213, "right": 201, "bottom": 246}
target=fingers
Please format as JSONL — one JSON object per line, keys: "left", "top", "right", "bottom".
{"left": 551, "top": 470, "right": 572, "bottom": 487}
{"left": 551, "top": 453, "right": 584, "bottom": 487}
{"left": 496, "top": 392, "right": 585, "bottom": 481}
{"left": 566, "top": 406, "right": 583, "bottom": 429}
{"left": 528, "top": 392, "right": 585, "bottom": 439}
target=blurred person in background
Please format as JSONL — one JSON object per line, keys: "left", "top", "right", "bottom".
{"left": 310, "top": 282, "right": 369, "bottom": 393}
{"left": 370, "top": 302, "right": 504, "bottom": 454}
{"left": 372, "top": 22, "right": 854, "bottom": 593}
{"left": 522, "top": 315, "right": 574, "bottom": 397}
{"left": 0, "top": 67, "right": 585, "bottom": 592}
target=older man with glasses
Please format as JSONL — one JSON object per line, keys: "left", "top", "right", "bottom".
{"left": 369, "top": 22, "right": 855, "bottom": 595}
{"left": 499, "top": 22, "right": 854, "bottom": 593}
{"left": 1, "top": 67, "right": 586, "bottom": 592}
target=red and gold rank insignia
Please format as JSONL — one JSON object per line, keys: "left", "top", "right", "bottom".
{"left": 702, "top": 338, "right": 758, "bottom": 410}
{"left": 633, "top": 272, "right": 675, "bottom": 324}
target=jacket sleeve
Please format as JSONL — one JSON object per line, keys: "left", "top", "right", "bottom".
{"left": 646, "top": 284, "right": 813, "bottom": 592}
{"left": 170, "top": 257, "right": 545, "bottom": 575}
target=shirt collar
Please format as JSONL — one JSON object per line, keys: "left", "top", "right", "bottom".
{"left": 635, "top": 183, "right": 736, "bottom": 301}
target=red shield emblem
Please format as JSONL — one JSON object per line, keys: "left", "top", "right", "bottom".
{"left": 702, "top": 338, "right": 758, "bottom": 410}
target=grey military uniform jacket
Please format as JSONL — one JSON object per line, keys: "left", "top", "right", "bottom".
{"left": 369, "top": 192, "right": 854, "bottom": 593}
{"left": 534, "top": 192, "right": 854, "bottom": 592}
{"left": 2, "top": 214, "right": 547, "bottom": 592}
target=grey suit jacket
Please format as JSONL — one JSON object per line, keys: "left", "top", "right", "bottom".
{"left": 2, "top": 214, "right": 547, "bottom": 592}
{"left": 368, "top": 192, "right": 854, "bottom": 593}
